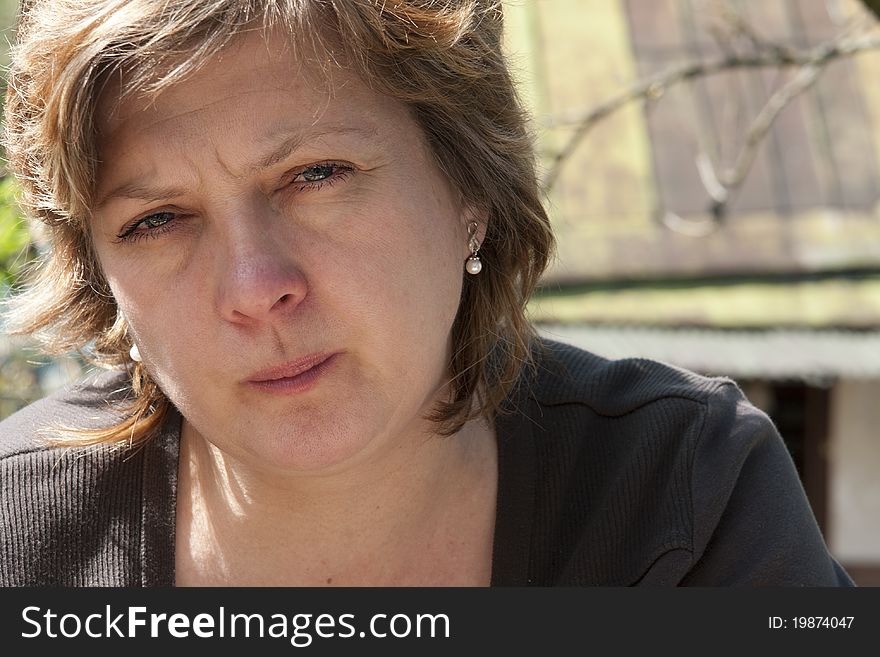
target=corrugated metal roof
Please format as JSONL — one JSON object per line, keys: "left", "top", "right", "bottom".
{"left": 528, "top": 276, "right": 880, "bottom": 329}
{"left": 537, "top": 324, "right": 880, "bottom": 380}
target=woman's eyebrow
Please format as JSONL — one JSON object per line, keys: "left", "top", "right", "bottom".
{"left": 253, "top": 125, "right": 380, "bottom": 172}
{"left": 95, "top": 182, "right": 189, "bottom": 209}
{"left": 95, "top": 125, "right": 381, "bottom": 208}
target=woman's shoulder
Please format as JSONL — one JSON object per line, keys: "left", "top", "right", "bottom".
{"left": 525, "top": 339, "right": 778, "bottom": 488}
{"left": 0, "top": 368, "right": 132, "bottom": 460}
{"left": 506, "top": 338, "right": 851, "bottom": 585}
{"left": 528, "top": 337, "right": 739, "bottom": 415}
{"left": 0, "top": 368, "right": 175, "bottom": 586}
{"left": 521, "top": 338, "right": 777, "bottom": 513}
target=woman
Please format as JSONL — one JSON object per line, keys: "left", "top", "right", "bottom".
{"left": 0, "top": 0, "right": 852, "bottom": 586}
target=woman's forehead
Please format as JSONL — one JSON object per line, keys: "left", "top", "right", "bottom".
{"left": 97, "top": 30, "right": 328, "bottom": 128}
{"left": 91, "top": 33, "right": 419, "bottom": 204}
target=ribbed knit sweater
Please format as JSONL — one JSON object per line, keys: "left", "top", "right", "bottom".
{"left": 0, "top": 340, "right": 853, "bottom": 586}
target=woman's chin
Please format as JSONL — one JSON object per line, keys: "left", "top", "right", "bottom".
{"left": 250, "top": 425, "right": 373, "bottom": 474}
{"left": 214, "top": 409, "right": 391, "bottom": 476}
{"left": 181, "top": 383, "right": 438, "bottom": 475}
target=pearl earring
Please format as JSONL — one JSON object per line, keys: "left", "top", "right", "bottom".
{"left": 129, "top": 344, "right": 142, "bottom": 362}
{"left": 465, "top": 221, "right": 482, "bottom": 275}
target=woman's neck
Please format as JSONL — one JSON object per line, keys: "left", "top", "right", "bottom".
{"left": 174, "top": 416, "right": 497, "bottom": 586}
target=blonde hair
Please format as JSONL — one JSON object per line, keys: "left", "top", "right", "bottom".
{"left": 3, "top": 0, "right": 554, "bottom": 445}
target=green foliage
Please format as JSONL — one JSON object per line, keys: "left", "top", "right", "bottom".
{"left": 0, "top": 175, "right": 82, "bottom": 418}
{"left": 0, "top": 176, "right": 33, "bottom": 294}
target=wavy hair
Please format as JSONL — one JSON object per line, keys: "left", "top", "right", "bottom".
{"left": 3, "top": 0, "right": 554, "bottom": 445}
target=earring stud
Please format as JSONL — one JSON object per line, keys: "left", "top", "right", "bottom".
{"left": 129, "top": 344, "right": 142, "bottom": 362}
{"left": 465, "top": 222, "right": 482, "bottom": 275}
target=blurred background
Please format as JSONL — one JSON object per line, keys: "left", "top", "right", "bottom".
{"left": 0, "top": 0, "right": 87, "bottom": 421}
{"left": 1, "top": 0, "right": 878, "bottom": 584}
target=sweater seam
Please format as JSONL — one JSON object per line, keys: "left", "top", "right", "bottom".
{"left": 626, "top": 544, "right": 694, "bottom": 586}
{"left": 686, "top": 381, "right": 739, "bottom": 567}
{"left": 531, "top": 389, "right": 724, "bottom": 419}
{"left": 139, "top": 440, "right": 149, "bottom": 587}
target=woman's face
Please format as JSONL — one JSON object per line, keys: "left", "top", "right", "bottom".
{"left": 91, "top": 32, "right": 475, "bottom": 472}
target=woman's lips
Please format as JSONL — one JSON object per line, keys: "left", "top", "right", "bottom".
{"left": 245, "top": 352, "right": 338, "bottom": 395}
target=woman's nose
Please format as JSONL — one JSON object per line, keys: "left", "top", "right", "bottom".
{"left": 215, "top": 217, "right": 308, "bottom": 325}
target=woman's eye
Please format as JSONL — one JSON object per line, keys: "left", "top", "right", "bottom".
{"left": 141, "top": 212, "right": 174, "bottom": 229}
{"left": 116, "top": 211, "right": 176, "bottom": 242}
{"left": 297, "top": 164, "right": 336, "bottom": 183}
{"left": 288, "top": 162, "right": 353, "bottom": 190}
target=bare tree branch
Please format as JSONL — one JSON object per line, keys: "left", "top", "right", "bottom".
{"left": 709, "top": 61, "right": 824, "bottom": 217}
{"left": 714, "top": 0, "right": 800, "bottom": 62}
{"left": 541, "top": 32, "right": 880, "bottom": 194}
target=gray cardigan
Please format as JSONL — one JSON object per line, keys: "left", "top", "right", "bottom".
{"left": 0, "top": 341, "right": 854, "bottom": 586}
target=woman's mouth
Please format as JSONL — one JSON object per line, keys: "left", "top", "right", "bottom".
{"left": 245, "top": 352, "right": 339, "bottom": 395}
